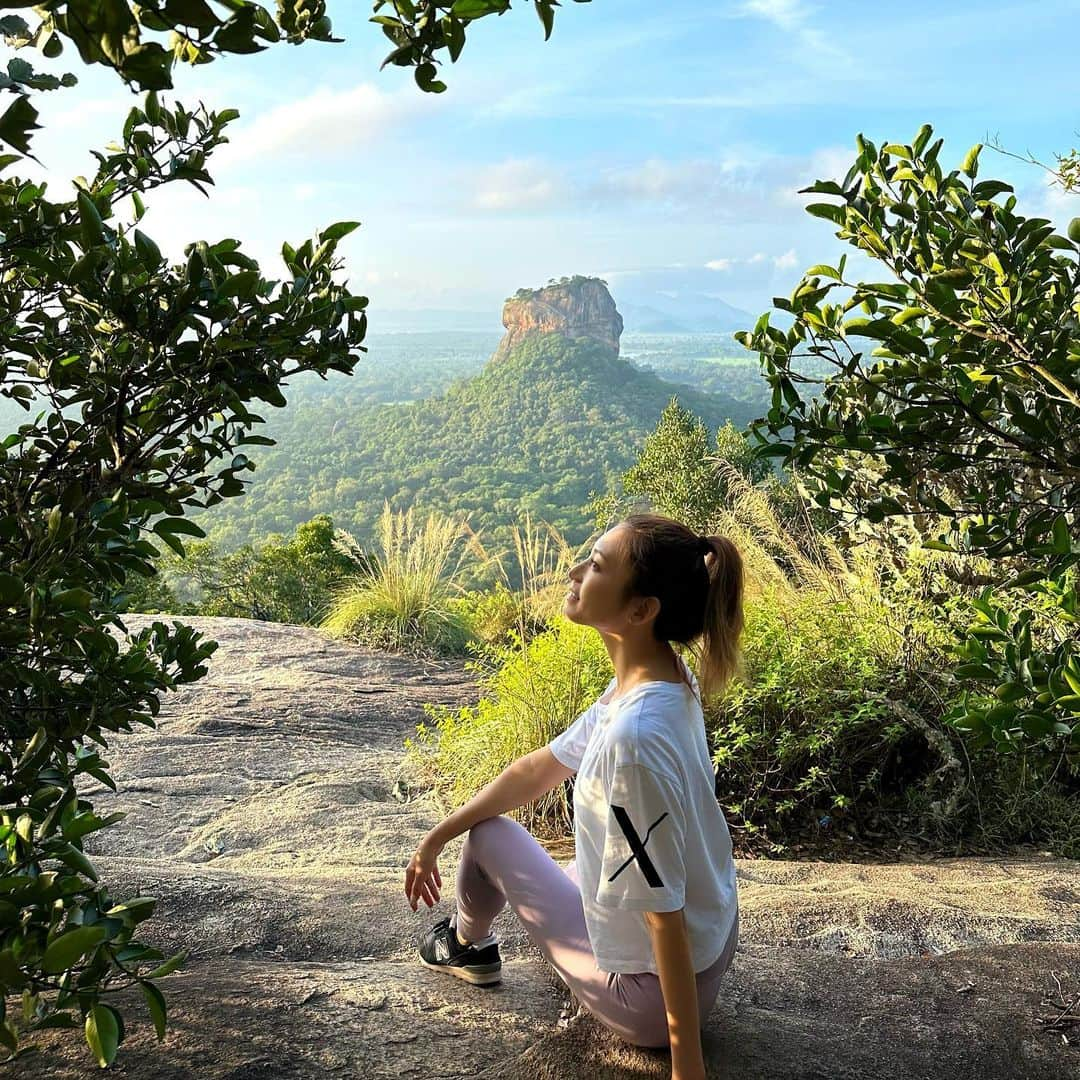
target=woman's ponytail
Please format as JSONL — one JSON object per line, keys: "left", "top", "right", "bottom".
{"left": 696, "top": 534, "right": 746, "bottom": 703}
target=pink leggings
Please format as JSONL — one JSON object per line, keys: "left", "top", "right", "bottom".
{"left": 453, "top": 815, "right": 739, "bottom": 1049}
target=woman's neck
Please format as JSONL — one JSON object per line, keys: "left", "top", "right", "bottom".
{"left": 602, "top": 635, "right": 684, "bottom": 696}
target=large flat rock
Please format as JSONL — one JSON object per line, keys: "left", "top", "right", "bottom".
{"left": 9, "top": 618, "right": 1078, "bottom": 1078}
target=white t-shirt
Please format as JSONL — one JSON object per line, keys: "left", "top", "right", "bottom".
{"left": 548, "top": 659, "right": 738, "bottom": 975}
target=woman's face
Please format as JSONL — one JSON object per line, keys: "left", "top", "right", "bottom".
{"left": 564, "top": 525, "right": 645, "bottom": 633}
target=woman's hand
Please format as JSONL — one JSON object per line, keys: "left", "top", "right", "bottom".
{"left": 404, "top": 832, "right": 445, "bottom": 912}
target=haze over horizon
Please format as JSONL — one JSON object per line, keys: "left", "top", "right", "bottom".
{"left": 23, "top": 0, "right": 1080, "bottom": 326}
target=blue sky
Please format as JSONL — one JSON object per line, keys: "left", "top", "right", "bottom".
{"left": 25, "top": 0, "right": 1080, "bottom": 322}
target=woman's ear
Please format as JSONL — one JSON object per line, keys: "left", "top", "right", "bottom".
{"left": 630, "top": 595, "right": 662, "bottom": 626}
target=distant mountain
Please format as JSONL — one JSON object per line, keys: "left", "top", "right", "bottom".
{"left": 603, "top": 267, "right": 756, "bottom": 333}
{"left": 191, "top": 276, "right": 759, "bottom": 554}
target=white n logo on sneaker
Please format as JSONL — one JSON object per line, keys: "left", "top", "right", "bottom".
{"left": 435, "top": 937, "right": 451, "bottom": 962}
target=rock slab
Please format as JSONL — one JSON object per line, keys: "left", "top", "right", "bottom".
{"left": 8, "top": 618, "right": 1079, "bottom": 1079}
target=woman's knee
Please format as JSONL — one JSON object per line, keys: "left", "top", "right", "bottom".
{"left": 619, "top": 1015, "right": 671, "bottom": 1050}
{"left": 466, "top": 814, "right": 522, "bottom": 859}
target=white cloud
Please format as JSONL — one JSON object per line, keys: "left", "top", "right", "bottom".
{"left": 748, "top": 252, "right": 768, "bottom": 264}
{"left": 773, "top": 248, "right": 798, "bottom": 270}
{"left": 739, "top": 0, "right": 850, "bottom": 68}
{"left": 741, "top": 0, "right": 811, "bottom": 30}
{"left": 222, "top": 83, "right": 425, "bottom": 164}
{"left": 471, "top": 159, "right": 564, "bottom": 212}
{"left": 705, "top": 258, "right": 733, "bottom": 271}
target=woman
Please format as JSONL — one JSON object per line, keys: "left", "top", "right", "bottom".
{"left": 404, "top": 513, "right": 744, "bottom": 1080}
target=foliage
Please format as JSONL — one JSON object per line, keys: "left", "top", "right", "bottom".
{"left": 416, "top": 395, "right": 1079, "bottom": 855}
{"left": 449, "top": 582, "right": 523, "bottom": 646}
{"left": 322, "top": 503, "right": 480, "bottom": 656}
{"left": 139, "top": 515, "right": 360, "bottom": 623}
{"left": 738, "top": 125, "right": 1080, "bottom": 770}
{"left": 0, "top": 0, "right": 591, "bottom": 155}
{"left": 448, "top": 507, "right": 578, "bottom": 647}
{"left": 0, "top": 98, "right": 365, "bottom": 1063}
{"left": 373, "top": 0, "right": 592, "bottom": 92}
{"left": 587, "top": 398, "right": 775, "bottom": 533}
{"left": 509, "top": 273, "right": 607, "bottom": 302}
{"left": 406, "top": 615, "right": 612, "bottom": 836}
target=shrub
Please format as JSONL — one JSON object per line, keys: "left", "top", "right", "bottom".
{"left": 449, "top": 583, "right": 523, "bottom": 647}
{"left": 134, "top": 515, "right": 357, "bottom": 625}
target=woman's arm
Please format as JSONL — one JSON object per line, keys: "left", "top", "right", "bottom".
{"left": 645, "top": 908, "right": 706, "bottom": 1080}
{"left": 429, "top": 746, "right": 574, "bottom": 847}
{"left": 405, "top": 747, "right": 574, "bottom": 910}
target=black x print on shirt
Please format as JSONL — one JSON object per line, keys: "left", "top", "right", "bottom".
{"left": 607, "top": 805, "right": 669, "bottom": 888}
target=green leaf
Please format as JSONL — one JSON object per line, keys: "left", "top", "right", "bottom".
{"left": 218, "top": 270, "right": 260, "bottom": 299}
{"left": 971, "top": 179, "right": 1013, "bottom": 201}
{"left": 805, "top": 263, "right": 841, "bottom": 280}
{"left": 0, "top": 571, "right": 24, "bottom": 606}
{"left": 52, "top": 587, "right": 94, "bottom": 611}
{"left": 0, "top": 94, "right": 39, "bottom": 156}
{"left": 318, "top": 221, "right": 361, "bottom": 244}
{"left": 140, "top": 981, "right": 167, "bottom": 1041}
{"left": 133, "top": 229, "right": 162, "bottom": 269}
{"left": 14, "top": 726, "right": 48, "bottom": 775}
{"left": 805, "top": 203, "right": 845, "bottom": 225}
{"left": 1019, "top": 712, "right": 1055, "bottom": 738}
{"left": 144, "top": 949, "right": 188, "bottom": 980}
{"left": 153, "top": 518, "right": 206, "bottom": 539}
{"left": 56, "top": 843, "right": 98, "bottom": 882}
{"left": 163, "top": 0, "right": 221, "bottom": 31}
{"left": 955, "top": 663, "right": 998, "bottom": 680}
{"left": 452, "top": 0, "right": 509, "bottom": 18}
{"left": 41, "top": 925, "right": 109, "bottom": 974}
{"left": 76, "top": 191, "right": 104, "bottom": 249}
{"left": 1051, "top": 514, "right": 1072, "bottom": 554}
{"left": 106, "top": 896, "right": 156, "bottom": 921}
{"left": 535, "top": 0, "right": 555, "bottom": 40}
{"left": 960, "top": 143, "right": 982, "bottom": 179}
{"left": 85, "top": 1003, "right": 120, "bottom": 1068}
{"left": 0, "top": 950, "right": 28, "bottom": 989}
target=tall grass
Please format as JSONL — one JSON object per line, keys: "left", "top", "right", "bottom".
{"left": 322, "top": 502, "right": 482, "bottom": 656}
{"left": 406, "top": 617, "right": 612, "bottom": 836}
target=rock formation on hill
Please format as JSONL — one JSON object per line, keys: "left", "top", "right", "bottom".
{"left": 492, "top": 276, "right": 624, "bottom": 364}
{"left": 16, "top": 617, "right": 1080, "bottom": 1079}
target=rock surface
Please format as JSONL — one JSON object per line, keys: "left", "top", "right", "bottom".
{"left": 10, "top": 617, "right": 1079, "bottom": 1079}
{"left": 493, "top": 277, "right": 623, "bottom": 364}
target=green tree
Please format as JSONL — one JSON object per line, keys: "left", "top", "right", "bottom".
{"left": 0, "top": 99, "right": 365, "bottom": 1064}
{"left": 589, "top": 398, "right": 773, "bottom": 533}
{"left": 156, "top": 514, "right": 361, "bottom": 624}
{"left": 739, "top": 125, "right": 1080, "bottom": 770}
{"left": 1, "top": 3, "right": 593, "bottom": 1065}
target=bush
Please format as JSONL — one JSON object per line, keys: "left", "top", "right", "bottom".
{"left": 711, "top": 579, "right": 910, "bottom": 843}
{"left": 449, "top": 583, "right": 524, "bottom": 647}
{"left": 133, "top": 515, "right": 357, "bottom": 625}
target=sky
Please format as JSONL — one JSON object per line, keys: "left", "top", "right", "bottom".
{"left": 20, "top": 0, "right": 1080, "bottom": 324}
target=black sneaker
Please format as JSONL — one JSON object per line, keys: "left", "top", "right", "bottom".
{"left": 418, "top": 916, "right": 502, "bottom": 986}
